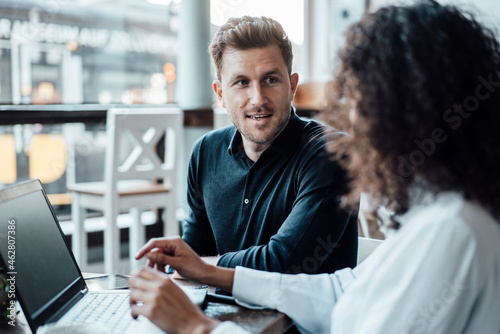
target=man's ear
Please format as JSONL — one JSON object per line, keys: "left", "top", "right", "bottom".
{"left": 290, "top": 73, "right": 299, "bottom": 101}
{"left": 213, "top": 80, "right": 224, "bottom": 107}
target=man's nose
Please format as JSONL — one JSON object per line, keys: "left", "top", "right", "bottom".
{"left": 249, "top": 83, "right": 266, "bottom": 106}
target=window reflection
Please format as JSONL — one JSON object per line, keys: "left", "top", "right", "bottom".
{"left": 0, "top": 0, "right": 178, "bottom": 104}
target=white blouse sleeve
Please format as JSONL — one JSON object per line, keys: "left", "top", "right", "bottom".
{"left": 232, "top": 266, "right": 357, "bottom": 334}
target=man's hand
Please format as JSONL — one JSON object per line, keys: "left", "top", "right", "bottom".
{"left": 135, "top": 236, "right": 210, "bottom": 282}
{"left": 135, "top": 237, "right": 236, "bottom": 292}
{"left": 129, "top": 267, "right": 219, "bottom": 334}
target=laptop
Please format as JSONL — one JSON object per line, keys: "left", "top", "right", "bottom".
{"left": 0, "top": 180, "right": 205, "bottom": 333}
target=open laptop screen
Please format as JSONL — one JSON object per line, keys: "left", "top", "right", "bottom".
{"left": 0, "top": 180, "right": 83, "bottom": 325}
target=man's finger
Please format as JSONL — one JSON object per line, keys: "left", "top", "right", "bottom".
{"left": 135, "top": 237, "right": 180, "bottom": 260}
{"left": 143, "top": 248, "right": 167, "bottom": 269}
{"left": 155, "top": 263, "right": 166, "bottom": 273}
{"left": 146, "top": 252, "right": 183, "bottom": 269}
{"left": 135, "top": 239, "right": 161, "bottom": 260}
{"left": 147, "top": 251, "right": 165, "bottom": 266}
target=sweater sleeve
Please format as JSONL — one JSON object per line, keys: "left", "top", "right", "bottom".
{"left": 182, "top": 138, "right": 218, "bottom": 256}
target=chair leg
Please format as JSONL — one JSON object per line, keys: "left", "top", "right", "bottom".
{"left": 129, "top": 207, "right": 145, "bottom": 272}
{"left": 71, "top": 193, "right": 88, "bottom": 270}
{"left": 164, "top": 196, "right": 179, "bottom": 237}
{"left": 104, "top": 206, "right": 120, "bottom": 274}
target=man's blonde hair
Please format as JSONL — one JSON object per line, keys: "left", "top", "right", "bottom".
{"left": 209, "top": 16, "right": 293, "bottom": 81}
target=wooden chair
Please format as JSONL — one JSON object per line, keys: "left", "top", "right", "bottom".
{"left": 67, "top": 107, "right": 183, "bottom": 273}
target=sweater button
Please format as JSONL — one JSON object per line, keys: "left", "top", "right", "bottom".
{"left": 244, "top": 198, "right": 249, "bottom": 204}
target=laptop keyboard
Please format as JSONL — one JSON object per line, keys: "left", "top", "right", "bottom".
{"left": 59, "top": 292, "right": 133, "bottom": 333}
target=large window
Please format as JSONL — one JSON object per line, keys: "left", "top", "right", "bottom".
{"left": 0, "top": 0, "right": 178, "bottom": 105}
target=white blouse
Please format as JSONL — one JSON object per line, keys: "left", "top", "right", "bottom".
{"left": 212, "top": 191, "right": 500, "bottom": 334}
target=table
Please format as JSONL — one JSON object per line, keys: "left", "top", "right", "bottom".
{"left": 0, "top": 273, "right": 292, "bottom": 334}
{"left": 172, "top": 276, "right": 292, "bottom": 334}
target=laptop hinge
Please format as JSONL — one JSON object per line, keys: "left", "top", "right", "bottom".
{"left": 46, "top": 288, "right": 87, "bottom": 323}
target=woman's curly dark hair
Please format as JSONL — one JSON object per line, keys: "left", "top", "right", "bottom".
{"left": 324, "top": 0, "right": 500, "bottom": 224}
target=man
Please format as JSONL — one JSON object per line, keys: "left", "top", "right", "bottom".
{"left": 183, "top": 16, "right": 357, "bottom": 274}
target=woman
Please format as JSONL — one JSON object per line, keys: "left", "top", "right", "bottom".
{"left": 129, "top": 1, "right": 500, "bottom": 333}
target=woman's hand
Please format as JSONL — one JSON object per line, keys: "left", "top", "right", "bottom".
{"left": 129, "top": 267, "right": 219, "bottom": 334}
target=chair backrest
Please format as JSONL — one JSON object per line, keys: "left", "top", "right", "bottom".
{"left": 357, "top": 236, "right": 383, "bottom": 265}
{"left": 105, "top": 107, "right": 183, "bottom": 187}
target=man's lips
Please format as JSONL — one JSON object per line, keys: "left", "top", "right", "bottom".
{"left": 246, "top": 114, "right": 272, "bottom": 121}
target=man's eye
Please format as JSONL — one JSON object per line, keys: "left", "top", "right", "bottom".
{"left": 236, "top": 80, "right": 249, "bottom": 86}
{"left": 265, "top": 77, "right": 278, "bottom": 84}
